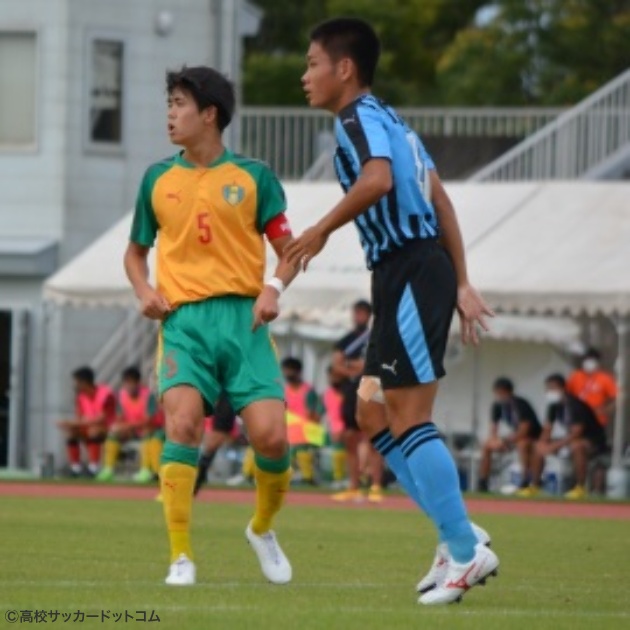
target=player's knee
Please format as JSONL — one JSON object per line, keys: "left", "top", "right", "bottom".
{"left": 166, "top": 411, "right": 202, "bottom": 445}
{"left": 86, "top": 426, "right": 103, "bottom": 440}
{"left": 252, "top": 425, "right": 287, "bottom": 459}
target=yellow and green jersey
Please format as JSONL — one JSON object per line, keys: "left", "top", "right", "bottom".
{"left": 130, "top": 149, "right": 286, "bottom": 307}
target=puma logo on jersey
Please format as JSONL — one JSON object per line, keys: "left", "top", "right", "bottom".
{"left": 381, "top": 360, "right": 398, "bottom": 376}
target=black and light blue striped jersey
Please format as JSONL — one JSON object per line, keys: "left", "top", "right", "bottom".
{"left": 333, "top": 94, "right": 439, "bottom": 269}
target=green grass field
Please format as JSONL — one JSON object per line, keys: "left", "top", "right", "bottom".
{"left": 1, "top": 495, "right": 629, "bottom": 630}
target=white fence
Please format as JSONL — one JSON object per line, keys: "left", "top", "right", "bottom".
{"left": 239, "top": 106, "right": 563, "bottom": 180}
{"left": 472, "top": 69, "right": 630, "bottom": 181}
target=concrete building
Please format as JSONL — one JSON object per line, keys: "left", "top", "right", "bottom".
{"left": 0, "top": 0, "right": 260, "bottom": 470}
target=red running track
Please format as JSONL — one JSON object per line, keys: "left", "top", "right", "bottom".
{"left": 1, "top": 482, "right": 629, "bottom": 520}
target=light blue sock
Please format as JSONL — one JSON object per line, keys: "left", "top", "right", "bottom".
{"left": 371, "top": 429, "right": 428, "bottom": 512}
{"left": 399, "top": 423, "right": 476, "bottom": 563}
{"left": 371, "top": 429, "right": 445, "bottom": 540}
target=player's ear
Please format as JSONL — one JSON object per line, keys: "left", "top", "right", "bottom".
{"left": 337, "top": 57, "right": 353, "bottom": 82}
{"left": 202, "top": 105, "right": 217, "bottom": 127}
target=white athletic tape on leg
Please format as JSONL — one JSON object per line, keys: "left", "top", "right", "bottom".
{"left": 357, "top": 376, "right": 385, "bottom": 404}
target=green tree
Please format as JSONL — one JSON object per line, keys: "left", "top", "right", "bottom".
{"left": 437, "top": 0, "right": 630, "bottom": 105}
{"left": 243, "top": 0, "right": 484, "bottom": 105}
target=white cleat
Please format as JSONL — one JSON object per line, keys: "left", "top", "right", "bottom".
{"left": 471, "top": 522, "right": 491, "bottom": 547}
{"left": 416, "top": 522, "right": 491, "bottom": 594}
{"left": 165, "top": 554, "right": 196, "bottom": 586}
{"left": 245, "top": 521, "right": 292, "bottom": 584}
{"left": 419, "top": 543, "right": 499, "bottom": 605}
{"left": 416, "top": 543, "right": 449, "bottom": 594}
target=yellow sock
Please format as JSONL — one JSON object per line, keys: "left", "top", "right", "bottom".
{"left": 296, "top": 448, "right": 314, "bottom": 481}
{"left": 104, "top": 439, "right": 121, "bottom": 469}
{"left": 160, "top": 462, "right": 196, "bottom": 562}
{"left": 149, "top": 437, "right": 164, "bottom": 474}
{"left": 139, "top": 439, "right": 151, "bottom": 471}
{"left": 251, "top": 464, "right": 292, "bottom": 535}
{"left": 242, "top": 446, "right": 255, "bottom": 478}
{"left": 332, "top": 448, "right": 347, "bottom": 482}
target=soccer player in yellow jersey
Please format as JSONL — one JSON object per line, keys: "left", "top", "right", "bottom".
{"left": 124, "top": 66, "right": 299, "bottom": 586}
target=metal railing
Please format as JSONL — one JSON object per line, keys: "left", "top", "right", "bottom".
{"left": 239, "top": 106, "right": 563, "bottom": 180}
{"left": 471, "top": 69, "right": 630, "bottom": 181}
{"left": 91, "top": 311, "right": 158, "bottom": 388}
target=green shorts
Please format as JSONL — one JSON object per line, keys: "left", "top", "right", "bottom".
{"left": 157, "top": 296, "right": 283, "bottom": 413}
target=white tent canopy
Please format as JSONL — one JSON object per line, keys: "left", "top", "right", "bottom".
{"left": 44, "top": 181, "right": 630, "bottom": 318}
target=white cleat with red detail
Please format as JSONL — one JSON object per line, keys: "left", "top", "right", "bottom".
{"left": 419, "top": 543, "right": 499, "bottom": 605}
{"left": 416, "top": 522, "right": 491, "bottom": 594}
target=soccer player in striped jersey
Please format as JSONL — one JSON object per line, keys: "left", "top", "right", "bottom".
{"left": 124, "top": 66, "right": 299, "bottom": 586}
{"left": 288, "top": 18, "right": 499, "bottom": 605}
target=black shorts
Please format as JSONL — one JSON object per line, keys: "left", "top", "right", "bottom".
{"left": 341, "top": 380, "right": 360, "bottom": 431}
{"left": 365, "top": 239, "right": 457, "bottom": 389}
{"left": 211, "top": 395, "right": 236, "bottom": 434}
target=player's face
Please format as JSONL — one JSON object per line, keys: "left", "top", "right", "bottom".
{"left": 328, "top": 368, "right": 343, "bottom": 389}
{"left": 122, "top": 378, "right": 140, "bottom": 396}
{"left": 283, "top": 368, "right": 301, "bottom": 385}
{"left": 353, "top": 307, "right": 371, "bottom": 329}
{"left": 302, "top": 42, "right": 343, "bottom": 110}
{"left": 545, "top": 385, "right": 564, "bottom": 404}
{"left": 74, "top": 379, "right": 89, "bottom": 395}
{"left": 493, "top": 387, "right": 511, "bottom": 404}
{"left": 167, "top": 87, "right": 209, "bottom": 145}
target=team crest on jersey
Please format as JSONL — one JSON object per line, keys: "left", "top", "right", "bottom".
{"left": 223, "top": 184, "right": 245, "bottom": 206}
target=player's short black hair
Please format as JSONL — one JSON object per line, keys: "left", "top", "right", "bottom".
{"left": 583, "top": 347, "right": 601, "bottom": 361}
{"left": 353, "top": 299, "right": 372, "bottom": 315}
{"left": 281, "top": 357, "right": 303, "bottom": 373}
{"left": 310, "top": 18, "right": 380, "bottom": 87}
{"left": 166, "top": 66, "right": 235, "bottom": 131}
{"left": 493, "top": 377, "right": 514, "bottom": 394}
{"left": 545, "top": 373, "right": 566, "bottom": 389}
{"left": 122, "top": 366, "right": 141, "bottom": 382}
{"left": 72, "top": 366, "right": 95, "bottom": 385}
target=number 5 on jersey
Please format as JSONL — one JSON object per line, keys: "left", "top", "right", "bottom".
{"left": 197, "top": 212, "right": 212, "bottom": 244}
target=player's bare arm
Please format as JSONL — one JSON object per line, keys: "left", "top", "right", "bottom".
{"left": 251, "top": 234, "right": 300, "bottom": 331}
{"left": 124, "top": 242, "right": 171, "bottom": 320}
{"left": 285, "top": 159, "right": 392, "bottom": 269}
{"left": 331, "top": 350, "right": 364, "bottom": 379}
{"left": 429, "top": 170, "right": 494, "bottom": 345}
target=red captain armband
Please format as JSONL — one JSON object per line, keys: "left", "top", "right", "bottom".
{"left": 264, "top": 213, "right": 292, "bottom": 240}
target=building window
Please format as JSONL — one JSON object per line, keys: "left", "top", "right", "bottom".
{"left": 0, "top": 32, "right": 37, "bottom": 147}
{"left": 88, "top": 39, "right": 124, "bottom": 146}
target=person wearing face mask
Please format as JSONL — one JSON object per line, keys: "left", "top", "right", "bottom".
{"left": 567, "top": 348, "right": 617, "bottom": 428}
{"left": 517, "top": 374, "right": 607, "bottom": 500}
{"left": 282, "top": 357, "right": 325, "bottom": 485}
{"left": 477, "top": 377, "right": 542, "bottom": 493}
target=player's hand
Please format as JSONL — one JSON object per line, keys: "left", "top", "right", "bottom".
{"left": 456, "top": 283, "right": 494, "bottom": 345}
{"left": 138, "top": 286, "right": 171, "bottom": 320}
{"left": 284, "top": 225, "right": 328, "bottom": 270}
{"left": 252, "top": 285, "right": 280, "bottom": 332}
